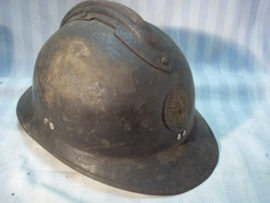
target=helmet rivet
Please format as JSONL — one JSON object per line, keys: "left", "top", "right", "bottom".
{"left": 44, "top": 118, "right": 54, "bottom": 130}
{"left": 49, "top": 122, "right": 54, "bottom": 130}
{"left": 176, "top": 134, "right": 181, "bottom": 140}
{"left": 81, "top": 12, "right": 87, "bottom": 18}
{"left": 182, "top": 130, "right": 186, "bottom": 136}
{"left": 160, "top": 56, "right": 169, "bottom": 65}
{"left": 44, "top": 118, "right": 49, "bottom": 125}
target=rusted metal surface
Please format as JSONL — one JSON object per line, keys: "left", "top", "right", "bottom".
{"left": 17, "top": 0, "right": 218, "bottom": 195}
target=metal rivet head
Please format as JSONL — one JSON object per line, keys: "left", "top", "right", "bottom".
{"left": 182, "top": 130, "right": 186, "bottom": 136}
{"left": 44, "top": 118, "right": 49, "bottom": 125}
{"left": 81, "top": 12, "right": 87, "bottom": 18}
{"left": 49, "top": 122, "right": 54, "bottom": 130}
{"left": 160, "top": 56, "right": 169, "bottom": 65}
{"left": 176, "top": 134, "right": 181, "bottom": 140}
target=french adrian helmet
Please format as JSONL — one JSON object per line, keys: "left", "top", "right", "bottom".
{"left": 17, "top": 1, "right": 218, "bottom": 195}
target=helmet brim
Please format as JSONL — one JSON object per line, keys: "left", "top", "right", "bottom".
{"left": 17, "top": 87, "right": 219, "bottom": 195}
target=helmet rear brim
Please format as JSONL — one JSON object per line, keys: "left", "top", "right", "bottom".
{"left": 17, "top": 87, "right": 219, "bottom": 195}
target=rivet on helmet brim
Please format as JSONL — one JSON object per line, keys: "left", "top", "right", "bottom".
{"left": 49, "top": 122, "right": 54, "bottom": 130}
{"left": 182, "top": 130, "right": 186, "bottom": 136}
{"left": 44, "top": 118, "right": 49, "bottom": 125}
{"left": 44, "top": 118, "right": 54, "bottom": 130}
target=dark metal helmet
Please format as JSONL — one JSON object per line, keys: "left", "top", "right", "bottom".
{"left": 17, "top": 1, "right": 218, "bottom": 195}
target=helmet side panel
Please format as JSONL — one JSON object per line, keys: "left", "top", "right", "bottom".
{"left": 32, "top": 20, "right": 194, "bottom": 157}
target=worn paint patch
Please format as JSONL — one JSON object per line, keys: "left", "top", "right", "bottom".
{"left": 63, "top": 116, "right": 68, "bottom": 122}
{"left": 115, "top": 116, "right": 131, "bottom": 131}
{"left": 56, "top": 97, "right": 61, "bottom": 106}
{"left": 77, "top": 129, "right": 83, "bottom": 134}
{"left": 88, "top": 82, "right": 107, "bottom": 97}
{"left": 156, "top": 152, "right": 176, "bottom": 164}
{"left": 102, "top": 32, "right": 111, "bottom": 39}
{"left": 156, "top": 175, "right": 165, "bottom": 180}
{"left": 155, "top": 143, "right": 188, "bottom": 164}
{"left": 39, "top": 36, "right": 136, "bottom": 111}
{"left": 66, "top": 127, "right": 73, "bottom": 131}
{"left": 135, "top": 93, "right": 147, "bottom": 110}
{"left": 76, "top": 154, "right": 96, "bottom": 165}
{"left": 101, "top": 139, "right": 110, "bottom": 147}
{"left": 142, "top": 118, "right": 152, "bottom": 128}
{"left": 120, "top": 159, "right": 144, "bottom": 170}
{"left": 75, "top": 154, "right": 105, "bottom": 174}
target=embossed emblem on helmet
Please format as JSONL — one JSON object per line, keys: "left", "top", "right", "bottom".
{"left": 164, "top": 86, "right": 191, "bottom": 131}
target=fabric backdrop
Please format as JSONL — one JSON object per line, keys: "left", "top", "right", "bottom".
{"left": 0, "top": 0, "right": 270, "bottom": 202}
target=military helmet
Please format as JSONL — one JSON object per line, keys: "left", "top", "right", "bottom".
{"left": 17, "top": 1, "right": 218, "bottom": 195}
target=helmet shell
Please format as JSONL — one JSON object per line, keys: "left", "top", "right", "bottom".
{"left": 32, "top": 12, "right": 195, "bottom": 157}
{"left": 17, "top": 1, "right": 218, "bottom": 195}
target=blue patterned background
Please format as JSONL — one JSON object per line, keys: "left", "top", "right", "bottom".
{"left": 0, "top": 0, "right": 270, "bottom": 202}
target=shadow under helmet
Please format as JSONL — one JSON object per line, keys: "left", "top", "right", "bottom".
{"left": 17, "top": 1, "right": 219, "bottom": 195}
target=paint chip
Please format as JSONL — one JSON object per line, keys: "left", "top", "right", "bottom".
{"left": 101, "top": 139, "right": 110, "bottom": 147}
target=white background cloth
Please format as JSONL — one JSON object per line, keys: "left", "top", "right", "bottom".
{"left": 0, "top": 0, "right": 270, "bottom": 202}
